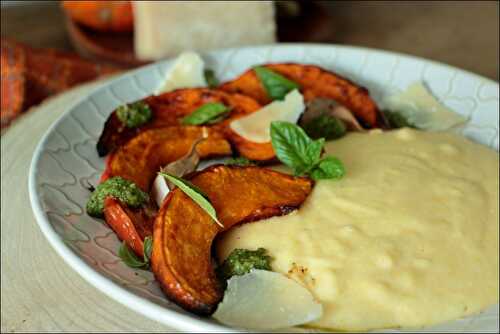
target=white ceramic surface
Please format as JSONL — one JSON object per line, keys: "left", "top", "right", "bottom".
{"left": 29, "top": 44, "right": 499, "bottom": 332}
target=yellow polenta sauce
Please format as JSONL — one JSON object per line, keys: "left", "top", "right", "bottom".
{"left": 216, "top": 128, "right": 499, "bottom": 331}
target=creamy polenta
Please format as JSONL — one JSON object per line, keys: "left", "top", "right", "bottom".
{"left": 216, "top": 128, "right": 499, "bottom": 331}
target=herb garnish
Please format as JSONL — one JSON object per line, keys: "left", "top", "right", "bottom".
{"left": 158, "top": 172, "right": 224, "bottom": 228}
{"left": 119, "top": 236, "right": 153, "bottom": 269}
{"left": 204, "top": 69, "right": 219, "bottom": 88}
{"left": 309, "top": 156, "right": 345, "bottom": 180}
{"left": 383, "top": 110, "right": 417, "bottom": 129}
{"left": 225, "top": 157, "right": 255, "bottom": 167}
{"left": 254, "top": 66, "right": 300, "bottom": 101}
{"left": 301, "top": 114, "right": 347, "bottom": 140}
{"left": 182, "top": 102, "right": 230, "bottom": 125}
{"left": 86, "top": 177, "right": 149, "bottom": 217}
{"left": 217, "top": 248, "right": 272, "bottom": 280}
{"left": 270, "top": 121, "right": 345, "bottom": 180}
{"left": 116, "top": 101, "right": 152, "bottom": 128}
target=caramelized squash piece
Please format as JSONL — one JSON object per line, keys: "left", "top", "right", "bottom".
{"left": 219, "top": 63, "right": 385, "bottom": 128}
{"left": 151, "top": 165, "right": 313, "bottom": 314}
{"left": 103, "top": 197, "right": 156, "bottom": 257}
{"left": 96, "top": 88, "right": 261, "bottom": 156}
{"left": 102, "top": 126, "right": 232, "bottom": 191}
{"left": 223, "top": 129, "right": 276, "bottom": 161}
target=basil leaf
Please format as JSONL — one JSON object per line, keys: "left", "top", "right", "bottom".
{"left": 225, "top": 157, "right": 255, "bottom": 167}
{"left": 310, "top": 156, "right": 345, "bottom": 180}
{"left": 302, "top": 114, "right": 347, "bottom": 140}
{"left": 270, "top": 121, "right": 317, "bottom": 175}
{"left": 204, "top": 69, "right": 219, "bottom": 88}
{"left": 206, "top": 113, "right": 229, "bottom": 125}
{"left": 270, "top": 121, "right": 346, "bottom": 181}
{"left": 182, "top": 102, "right": 230, "bottom": 125}
{"left": 119, "top": 242, "right": 148, "bottom": 269}
{"left": 254, "top": 66, "right": 300, "bottom": 101}
{"left": 383, "top": 110, "right": 417, "bottom": 129}
{"left": 116, "top": 101, "right": 152, "bottom": 128}
{"left": 305, "top": 137, "right": 324, "bottom": 166}
{"left": 143, "top": 236, "right": 153, "bottom": 263}
{"left": 159, "top": 172, "right": 224, "bottom": 228}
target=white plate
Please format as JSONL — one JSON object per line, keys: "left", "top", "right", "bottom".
{"left": 29, "top": 44, "right": 499, "bottom": 332}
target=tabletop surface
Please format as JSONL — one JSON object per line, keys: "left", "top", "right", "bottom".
{"left": 1, "top": 1, "right": 499, "bottom": 333}
{"left": 1, "top": 82, "right": 175, "bottom": 333}
{"left": 1, "top": 1, "right": 499, "bottom": 81}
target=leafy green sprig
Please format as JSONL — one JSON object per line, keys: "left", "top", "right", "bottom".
{"left": 158, "top": 172, "right": 224, "bottom": 228}
{"left": 254, "top": 66, "right": 300, "bottom": 101}
{"left": 270, "top": 121, "right": 345, "bottom": 180}
{"left": 119, "top": 236, "right": 153, "bottom": 269}
{"left": 182, "top": 102, "right": 230, "bottom": 125}
{"left": 204, "top": 69, "right": 219, "bottom": 88}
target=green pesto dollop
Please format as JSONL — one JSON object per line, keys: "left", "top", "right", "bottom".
{"left": 217, "top": 248, "right": 272, "bottom": 280}
{"left": 116, "top": 101, "right": 152, "bottom": 128}
{"left": 301, "top": 114, "right": 347, "bottom": 140}
{"left": 224, "top": 157, "right": 255, "bottom": 167}
{"left": 86, "top": 177, "right": 149, "bottom": 217}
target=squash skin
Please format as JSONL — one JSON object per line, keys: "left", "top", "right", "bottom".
{"left": 151, "top": 165, "right": 314, "bottom": 315}
{"left": 219, "top": 63, "right": 386, "bottom": 128}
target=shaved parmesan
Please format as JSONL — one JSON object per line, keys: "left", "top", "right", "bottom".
{"left": 230, "top": 90, "right": 305, "bottom": 143}
{"left": 154, "top": 52, "right": 207, "bottom": 95}
{"left": 213, "top": 269, "right": 323, "bottom": 330}
{"left": 383, "top": 82, "right": 467, "bottom": 131}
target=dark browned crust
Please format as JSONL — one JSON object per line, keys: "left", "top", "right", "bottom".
{"left": 96, "top": 88, "right": 261, "bottom": 156}
{"left": 219, "top": 62, "right": 387, "bottom": 128}
{"left": 100, "top": 126, "right": 233, "bottom": 191}
{"left": 151, "top": 165, "right": 314, "bottom": 315}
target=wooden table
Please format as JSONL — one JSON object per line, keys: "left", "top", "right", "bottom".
{"left": 1, "top": 1, "right": 499, "bottom": 80}
{"left": 1, "top": 1, "right": 499, "bottom": 332}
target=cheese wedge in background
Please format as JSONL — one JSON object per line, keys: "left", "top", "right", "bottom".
{"left": 154, "top": 52, "right": 207, "bottom": 95}
{"left": 230, "top": 89, "right": 305, "bottom": 143}
{"left": 133, "top": 1, "right": 276, "bottom": 60}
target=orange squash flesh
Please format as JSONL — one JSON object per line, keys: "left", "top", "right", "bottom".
{"left": 96, "top": 88, "right": 261, "bottom": 156}
{"left": 103, "top": 197, "right": 156, "bottom": 257}
{"left": 219, "top": 63, "right": 386, "bottom": 128}
{"left": 151, "top": 165, "right": 314, "bottom": 315}
{"left": 102, "top": 126, "right": 232, "bottom": 191}
{"left": 223, "top": 129, "right": 276, "bottom": 162}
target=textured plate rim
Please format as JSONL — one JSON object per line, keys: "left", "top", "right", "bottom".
{"left": 28, "top": 43, "right": 499, "bottom": 332}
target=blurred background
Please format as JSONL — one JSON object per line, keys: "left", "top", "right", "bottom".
{"left": 1, "top": 0, "right": 498, "bottom": 129}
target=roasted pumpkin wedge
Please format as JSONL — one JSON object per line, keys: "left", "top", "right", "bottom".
{"left": 103, "top": 197, "right": 156, "bottom": 257}
{"left": 223, "top": 129, "right": 276, "bottom": 161}
{"left": 219, "top": 63, "right": 385, "bottom": 128}
{"left": 101, "top": 126, "right": 232, "bottom": 191}
{"left": 151, "top": 165, "right": 314, "bottom": 315}
{"left": 96, "top": 88, "right": 261, "bottom": 156}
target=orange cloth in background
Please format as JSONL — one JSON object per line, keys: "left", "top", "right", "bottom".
{"left": 0, "top": 39, "right": 120, "bottom": 129}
